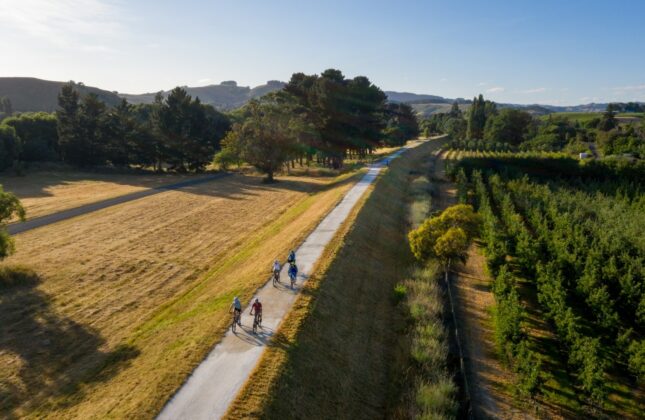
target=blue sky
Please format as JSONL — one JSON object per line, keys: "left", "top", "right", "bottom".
{"left": 1, "top": 0, "right": 644, "bottom": 105}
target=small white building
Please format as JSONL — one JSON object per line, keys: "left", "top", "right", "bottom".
{"left": 579, "top": 152, "right": 589, "bottom": 159}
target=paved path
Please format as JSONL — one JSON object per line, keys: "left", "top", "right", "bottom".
{"left": 8, "top": 173, "right": 230, "bottom": 235}
{"left": 157, "top": 142, "right": 421, "bottom": 420}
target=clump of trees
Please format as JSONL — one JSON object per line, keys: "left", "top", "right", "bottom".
{"left": 0, "top": 83, "right": 231, "bottom": 172}
{"left": 467, "top": 94, "right": 498, "bottom": 140}
{"left": 56, "top": 84, "right": 231, "bottom": 171}
{"left": 408, "top": 204, "right": 480, "bottom": 269}
{"left": 384, "top": 102, "right": 420, "bottom": 146}
{"left": 216, "top": 69, "right": 420, "bottom": 180}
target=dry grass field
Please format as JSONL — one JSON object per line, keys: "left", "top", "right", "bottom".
{"left": 0, "top": 170, "right": 362, "bottom": 418}
{"left": 0, "top": 171, "right": 199, "bottom": 221}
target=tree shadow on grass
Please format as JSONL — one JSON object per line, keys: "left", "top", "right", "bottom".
{"left": 0, "top": 268, "right": 139, "bottom": 417}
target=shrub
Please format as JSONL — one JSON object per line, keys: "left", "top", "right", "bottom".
{"left": 0, "top": 265, "right": 40, "bottom": 290}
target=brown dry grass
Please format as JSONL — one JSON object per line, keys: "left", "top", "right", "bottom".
{"left": 0, "top": 170, "right": 362, "bottom": 419}
{"left": 0, "top": 170, "right": 198, "bottom": 220}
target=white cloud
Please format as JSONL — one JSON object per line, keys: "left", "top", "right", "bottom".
{"left": 478, "top": 82, "right": 488, "bottom": 86}
{"left": 0, "top": 0, "right": 124, "bottom": 51}
{"left": 486, "top": 86, "right": 505, "bottom": 93}
{"left": 197, "top": 78, "right": 212, "bottom": 84}
{"left": 439, "top": 78, "right": 448, "bottom": 82}
{"left": 518, "top": 87, "right": 547, "bottom": 94}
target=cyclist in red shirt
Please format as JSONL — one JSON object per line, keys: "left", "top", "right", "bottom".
{"left": 250, "top": 298, "right": 262, "bottom": 328}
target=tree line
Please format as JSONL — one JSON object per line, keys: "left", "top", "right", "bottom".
{"left": 0, "top": 70, "right": 419, "bottom": 177}
{"left": 424, "top": 94, "right": 644, "bottom": 158}
{"left": 0, "top": 85, "right": 231, "bottom": 172}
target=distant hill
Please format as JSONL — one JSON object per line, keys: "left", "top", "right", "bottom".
{"left": 0, "top": 77, "right": 123, "bottom": 113}
{"left": 1, "top": 77, "right": 640, "bottom": 118}
{"left": 385, "top": 91, "right": 449, "bottom": 104}
{"left": 120, "top": 80, "right": 286, "bottom": 110}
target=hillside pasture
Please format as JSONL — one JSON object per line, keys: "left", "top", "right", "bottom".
{"left": 0, "top": 170, "right": 361, "bottom": 418}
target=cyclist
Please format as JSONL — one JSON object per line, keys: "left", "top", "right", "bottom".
{"left": 250, "top": 298, "right": 263, "bottom": 328}
{"left": 229, "top": 296, "right": 242, "bottom": 326}
{"left": 288, "top": 262, "right": 298, "bottom": 288}
{"left": 272, "top": 259, "right": 281, "bottom": 275}
{"left": 287, "top": 250, "right": 296, "bottom": 264}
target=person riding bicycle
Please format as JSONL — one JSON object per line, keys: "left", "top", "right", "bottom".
{"left": 288, "top": 262, "right": 298, "bottom": 282}
{"left": 287, "top": 250, "right": 296, "bottom": 264}
{"left": 272, "top": 259, "right": 281, "bottom": 275}
{"left": 250, "top": 298, "right": 262, "bottom": 325}
{"left": 229, "top": 296, "right": 242, "bottom": 325}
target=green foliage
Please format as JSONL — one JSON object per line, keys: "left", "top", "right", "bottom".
{"left": 455, "top": 167, "right": 468, "bottom": 203}
{"left": 0, "top": 96, "right": 13, "bottom": 120}
{"left": 0, "top": 185, "right": 25, "bottom": 260}
{"left": 597, "top": 126, "right": 645, "bottom": 157}
{"left": 513, "top": 341, "right": 543, "bottom": 399}
{"left": 626, "top": 339, "right": 645, "bottom": 383}
{"left": 3, "top": 112, "right": 58, "bottom": 161}
{"left": 156, "top": 87, "right": 230, "bottom": 171}
{"left": 0, "top": 125, "right": 21, "bottom": 170}
{"left": 462, "top": 158, "right": 644, "bottom": 404}
{"left": 408, "top": 204, "right": 480, "bottom": 266}
{"left": 393, "top": 283, "right": 407, "bottom": 304}
{"left": 213, "top": 129, "right": 243, "bottom": 170}
{"left": 384, "top": 102, "right": 420, "bottom": 146}
{"left": 420, "top": 107, "right": 467, "bottom": 140}
{"left": 56, "top": 82, "right": 82, "bottom": 165}
{"left": 484, "top": 109, "right": 533, "bottom": 146}
{"left": 285, "top": 69, "right": 388, "bottom": 167}
{"left": 598, "top": 104, "right": 618, "bottom": 131}
{"left": 467, "top": 94, "right": 497, "bottom": 140}
{"left": 54, "top": 83, "right": 230, "bottom": 170}
{"left": 231, "top": 97, "right": 304, "bottom": 181}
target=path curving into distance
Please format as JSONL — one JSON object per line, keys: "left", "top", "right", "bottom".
{"left": 157, "top": 141, "right": 423, "bottom": 420}
{"left": 7, "top": 173, "right": 230, "bottom": 235}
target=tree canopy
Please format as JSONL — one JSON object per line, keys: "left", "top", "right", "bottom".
{"left": 408, "top": 204, "right": 481, "bottom": 266}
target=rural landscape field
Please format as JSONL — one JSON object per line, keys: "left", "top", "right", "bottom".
{"left": 1, "top": 1, "right": 644, "bottom": 419}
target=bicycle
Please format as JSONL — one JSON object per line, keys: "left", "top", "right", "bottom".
{"left": 231, "top": 309, "right": 241, "bottom": 333}
{"left": 288, "top": 263, "right": 298, "bottom": 289}
{"left": 252, "top": 311, "right": 262, "bottom": 334}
